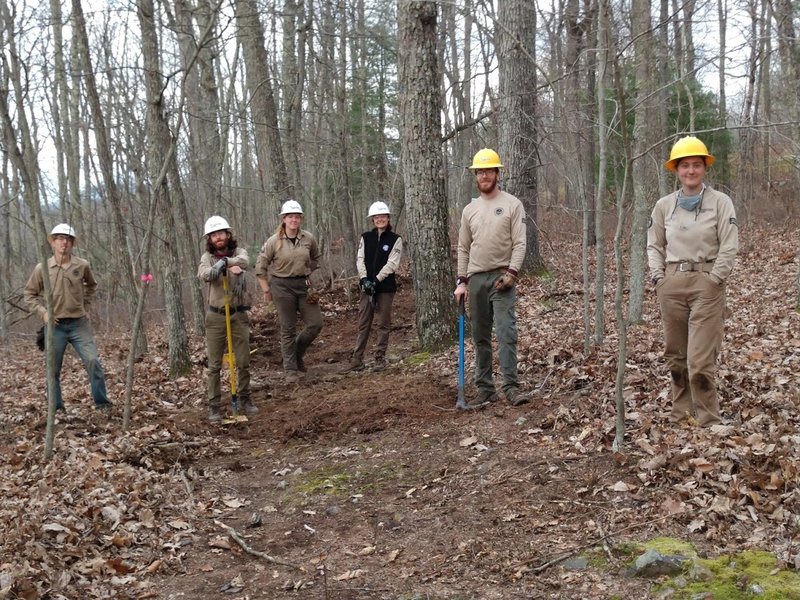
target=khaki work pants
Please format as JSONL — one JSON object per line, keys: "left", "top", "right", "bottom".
{"left": 352, "top": 291, "right": 395, "bottom": 363}
{"left": 468, "top": 271, "right": 518, "bottom": 395}
{"left": 271, "top": 276, "right": 323, "bottom": 371}
{"left": 205, "top": 310, "right": 251, "bottom": 409}
{"left": 656, "top": 266, "right": 726, "bottom": 425}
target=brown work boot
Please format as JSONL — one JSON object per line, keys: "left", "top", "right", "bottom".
{"left": 297, "top": 356, "right": 307, "bottom": 373}
{"left": 285, "top": 370, "right": 303, "bottom": 384}
{"left": 505, "top": 388, "right": 530, "bottom": 407}
{"left": 241, "top": 399, "right": 259, "bottom": 415}
{"left": 342, "top": 358, "right": 364, "bottom": 373}
{"left": 465, "top": 388, "right": 497, "bottom": 409}
{"left": 208, "top": 406, "right": 222, "bottom": 423}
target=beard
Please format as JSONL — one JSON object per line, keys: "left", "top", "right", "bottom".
{"left": 478, "top": 178, "right": 497, "bottom": 194}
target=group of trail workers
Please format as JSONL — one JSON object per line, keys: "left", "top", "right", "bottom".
{"left": 24, "top": 136, "right": 737, "bottom": 427}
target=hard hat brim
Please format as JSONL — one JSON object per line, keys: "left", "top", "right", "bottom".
{"left": 467, "top": 163, "right": 503, "bottom": 170}
{"left": 664, "top": 154, "right": 716, "bottom": 172}
{"left": 48, "top": 233, "right": 77, "bottom": 243}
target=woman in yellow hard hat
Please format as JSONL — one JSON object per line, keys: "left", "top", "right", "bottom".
{"left": 646, "top": 136, "right": 739, "bottom": 426}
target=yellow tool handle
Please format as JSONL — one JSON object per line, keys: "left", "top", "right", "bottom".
{"left": 222, "top": 274, "right": 237, "bottom": 397}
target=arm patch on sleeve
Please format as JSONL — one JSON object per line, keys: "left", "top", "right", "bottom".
{"left": 729, "top": 217, "right": 737, "bottom": 226}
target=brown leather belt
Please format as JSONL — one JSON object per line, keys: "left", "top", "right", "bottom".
{"left": 667, "top": 261, "right": 714, "bottom": 273}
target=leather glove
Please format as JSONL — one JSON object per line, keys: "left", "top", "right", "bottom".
{"left": 306, "top": 290, "right": 321, "bottom": 304}
{"left": 494, "top": 271, "right": 517, "bottom": 291}
{"left": 36, "top": 326, "right": 45, "bottom": 352}
{"left": 209, "top": 258, "right": 227, "bottom": 280}
{"left": 360, "top": 277, "right": 377, "bottom": 296}
{"left": 230, "top": 273, "right": 246, "bottom": 301}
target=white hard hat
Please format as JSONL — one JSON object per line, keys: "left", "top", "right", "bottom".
{"left": 280, "top": 200, "right": 304, "bottom": 215}
{"left": 203, "top": 215, "right": 231, "bottom": 236}
{"left": 367, "top": 201, "right": 391, "bottom": 217}
{"left": 49, "top": 223, "right": 76, "bottom": 240}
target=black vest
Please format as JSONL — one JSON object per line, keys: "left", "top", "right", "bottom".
{"left": 363, "top": 229, "right": 399, "bottom": 293}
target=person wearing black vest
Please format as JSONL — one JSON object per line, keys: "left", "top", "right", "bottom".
{"left": 344, "top": 201, "right": 404, "bottom": 372}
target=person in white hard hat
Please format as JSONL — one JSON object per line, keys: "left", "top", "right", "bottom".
{"left": 454, "top": 149, "right": 528, "bottom": 409}
{"left": 648, "top": 136, "right": 738, "bottom": 426}
{"left": 197, "top": 216, "right": 257, "bottom": 422}
{"left": 255, "top": 201, "right": 323, "bottom": 383}
{"left": 24, "top": 224, "right": 112, "bottom": 412}
{"left": 343, "top": 201, "right": 403, "bottom": 372}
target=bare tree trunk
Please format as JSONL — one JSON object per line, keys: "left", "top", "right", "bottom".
{"left": 49, "top": 0, "right": 76, "bottom": 222}
{"left": 281, "top": 0, "right": 308, "bottom": 202}
{"left": 72, "top": 0, "right": 147, "bottom": 354}
{"left": 0, "top": 9, "right": 59, "bottom": 458}
{"left": 0, "top": 155, "right": 9, "bottom": 342}
{"left": 612, "top": 168, "right": 630, "bottom": 452}
{"left": 235, "top": 0, "right": 290, "bottom": 230}
{"left": 709, "top": 0, "right": 731, "bottom": 182}
{"left": 594, "top": 0, "right": 610, "bottom": 347}
{"left": 627, "top": 0, "right": 654, "bottom": 324}
{"left": 656, "top": 0, "right": 670, "bottom": 197}
{"left": 138, "top": 0, "right": 191, "bottom": 377}
{"left": 737, "top": 0, "right": 764, "bottom": 226}
{"left": 441, "top": 0, "right": 475, "bottom": 215}
{"left": 334, "top": 0, "right": 357, "bottom": 275}
{"left": 398, "top": 0, "right": 455, "bottom": 348}
{"left": 498, "top": 0, "right": 541, "bottom": 275}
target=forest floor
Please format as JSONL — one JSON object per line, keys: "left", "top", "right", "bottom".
{"left": 1, "top": 226, "right": 800, "bottom": 599}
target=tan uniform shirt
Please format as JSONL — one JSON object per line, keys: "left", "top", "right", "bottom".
{"left": 197, "top": 247, "right": 249, "bottom": 309}
{"left": 457, "top": 190, "right": 527, "bottom": 278}
{"left": 256, "top": 230, "right": 321, "bottom": 280}
{"left": 647, "top": 186, "right": 738, "bottom": 284}
{"left": 24, "top": 255, "right": 97, "bottom": 320}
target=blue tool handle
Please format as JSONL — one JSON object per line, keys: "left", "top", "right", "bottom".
{"left": 458, "top": 296, "right": 465, "bottom": 393}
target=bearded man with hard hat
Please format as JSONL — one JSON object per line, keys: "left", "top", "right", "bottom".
{"left": 454, "top": 149, "right": 528, "bottom": 409}
{"left": 24, "top": 224, "right": 112, "bottom": 412}
{"left": 198, "top": 216, "right": 257, "bottom": 422}
{"left": 343, "top": 201, "right": 404, "bottom": 372}
{"left": 648, "top": 136, "right": 738, "bottom": 426}
{"left": 255, "top": 200, "right": 323, "bottom": 383}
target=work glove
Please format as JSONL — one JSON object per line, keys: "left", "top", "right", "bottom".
{"left": 36, "top": 325, "right": 45, "bottom": 352}
{"left": 230, "top": 273, "right": 246, "bottom": 303}
{"left": 209, "top": 258, "right": 227, "bottom": 281}
{"left": 360, "top": 277, "right": 377, "bottom": 296}
{"left": 494, "top": 271, "right": 517, "bottom": 291}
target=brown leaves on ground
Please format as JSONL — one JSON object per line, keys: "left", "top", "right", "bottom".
{"left": 1, "top": 225, "right": 799, "bottom": 599}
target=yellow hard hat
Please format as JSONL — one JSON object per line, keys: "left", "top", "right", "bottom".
{"left": 664, "top": 136, "right": 715, "bottom": 172}
{"left": 468, "top": 148, "right": 503, "bottom": 170}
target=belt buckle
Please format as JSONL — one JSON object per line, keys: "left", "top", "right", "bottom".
{"left": 678, "top": 262, "right": 692, "bottom": 272}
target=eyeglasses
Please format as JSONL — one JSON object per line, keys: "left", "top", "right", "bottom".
{"left": 475, "top": 169, "right": 495, "bottom": 178}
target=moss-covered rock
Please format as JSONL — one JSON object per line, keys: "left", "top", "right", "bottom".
{"left": 654, "top": 549, "right": 800, "bottom": 599}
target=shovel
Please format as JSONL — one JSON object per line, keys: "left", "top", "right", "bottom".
{"left": 456, "top": 295, "right": 469, "bottom": 410}
{"left": 222, "top": 273, "right": 247, "bottom": 423}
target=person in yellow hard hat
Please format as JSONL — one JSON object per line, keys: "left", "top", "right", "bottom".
{"left": 198, "top": 216, "right": 257, "bottom": 422}
{"left": 255, "top": 201, "right": 323, "bottom": 383}
{"left": 343, "top": 201, "right": 404, "bottom": 373}
{"left": 453, "top": 149, "right": 528, "bottom": 408}
{"left": 24, "top": 224, "right": 112, "bottom": 414}
{"left": 647, "top": 136, "right": 739, "bottom": 426}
